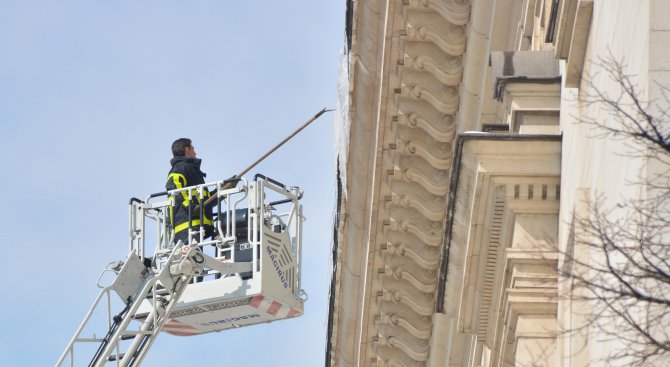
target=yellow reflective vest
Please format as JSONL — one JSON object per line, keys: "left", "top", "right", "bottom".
{"left": 165, "top": 156, "right": 213, "bottom": 235}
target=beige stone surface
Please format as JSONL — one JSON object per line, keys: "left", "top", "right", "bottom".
{"left": 329, "top": 1, "right": 670, "bottom": 366}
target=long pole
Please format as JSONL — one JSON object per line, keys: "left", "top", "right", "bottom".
{"left": 203, "top": 107, "right": 332, "bottom": 207}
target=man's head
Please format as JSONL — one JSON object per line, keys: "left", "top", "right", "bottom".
{"left": 171, "top": 138, "right": 197, "bottom": 158}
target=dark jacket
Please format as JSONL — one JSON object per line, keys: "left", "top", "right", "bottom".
{"left": 166, "top": 156, "right": 214, "bottom": 239}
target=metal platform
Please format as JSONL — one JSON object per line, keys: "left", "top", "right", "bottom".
{"left": 136, "top": 226, "right": 305, "bottom": 336}
{"left": 56, "top": 175, "right": 306, "bottom": 367}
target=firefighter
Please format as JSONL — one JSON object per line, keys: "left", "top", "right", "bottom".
{"left": 166, "top": 138, "right": 214, "bottom": 246}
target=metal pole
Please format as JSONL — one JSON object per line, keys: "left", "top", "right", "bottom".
{"left": 201, "top": 107, "right": 332, "bottom": 208}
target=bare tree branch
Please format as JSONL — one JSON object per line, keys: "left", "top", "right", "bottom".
{"left": 561, "top": 54, "right": 670, "bottom": 365}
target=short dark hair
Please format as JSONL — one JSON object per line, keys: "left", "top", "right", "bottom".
{"left": 171, "top": 138, "right": 192, "bottom": 157}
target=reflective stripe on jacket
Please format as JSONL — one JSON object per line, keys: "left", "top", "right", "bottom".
{"left": 165, "top": 156, "right": 213, "bottom": 235}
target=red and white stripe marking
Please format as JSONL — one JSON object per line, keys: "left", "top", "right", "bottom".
{"left": 249, "top": 296, "right": 301, "bottom": 318}
{"left": 136, "top": 316, "right": 202, "bottom": 336}
{"left": 162, "top": 318, "right": 201, "bottom": 336}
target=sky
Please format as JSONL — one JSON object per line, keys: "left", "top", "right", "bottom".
{"left": 0, "top": 1, "right": 344, "bottom": 365}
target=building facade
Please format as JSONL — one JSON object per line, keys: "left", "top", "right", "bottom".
{"left": 327, "top": 1, "right": 670, "bottom": 366}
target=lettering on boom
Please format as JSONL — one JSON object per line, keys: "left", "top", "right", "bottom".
{"left": 200, "top": 313, "right": 261, "bottom": 327}
{"left": 266, "top": 246, "right": 289, "bottom": 289}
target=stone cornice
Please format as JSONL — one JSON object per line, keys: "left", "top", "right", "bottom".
{"left": 327, "top": 0, "right": 390, "bottom": 364}
{"left": 438, "top": 135, "right": 561, "bottom": 365}
{"left": 328, "top": 0, "right": 473, "bottom": 365}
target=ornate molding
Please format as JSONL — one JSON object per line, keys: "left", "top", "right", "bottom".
{"left": 398, "top": 139, "right": 452, "bottom": 170}
{"left": 386, "top": 242, "right": 440, "bottom": 269}
{"left": 399, "top": 83, "right": 460, "bottom": 114}
{"left": 369, "top": 4, "right": 469, "bottom": 363}
{"left": 381, "top": 288, "right": 434, "bottom": 317}
{"left": 387, "top": 192, "right": 446, "bottom": 222}
{"left": 397, "top": 112, "right": 456, "bottom": 142}
{"left": 405, "top": 22, "right": 466, "bottom": 56}
{"left": 377, "top": 313, "right": 432, "bottom": 339}
{"left": 404, "top": 54, "right": 462, "bottom": 86}
{"left": 389, "top": 166, "right": 449, "bottom": 197}
{"left": 374, "top": 345, "right": 424, "bottom": 367}
{"left": 378, "top": 334, "right": 429, "bottom": 361}
{"left": 383, "top": 266, "right": 438, "bottom": 294}
{"left": 387, "top": 217, "right": 443, "bottom": 247}
{"left": 329, "top": 0, "right": 474, "bottom": 365}
{"left": 404, "top": 0, "right": 471, "bottom": 26}
{"left": 441, "top": 137, "right": 562, "bottom": 366}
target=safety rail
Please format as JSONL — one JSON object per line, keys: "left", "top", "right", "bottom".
{"left": 57, "top": 174, "right": 305, "bottom": 367}
{"left": 128, "top": 174, "right": 304, "bottom": 295}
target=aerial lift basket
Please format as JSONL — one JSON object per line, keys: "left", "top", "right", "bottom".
{"left": 56, "top": 175, "right": 306, "bottom": 367}
{"left": 132, "top": 174, "right": 306, "bottom": 335}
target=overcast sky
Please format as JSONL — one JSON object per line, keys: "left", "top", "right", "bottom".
{"left": 0, "top": 1, "right": 344, "bottom": 365}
